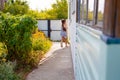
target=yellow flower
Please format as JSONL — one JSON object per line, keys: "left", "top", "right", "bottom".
{"left": 2, "top": 58, "right": 6, "bottom": 62}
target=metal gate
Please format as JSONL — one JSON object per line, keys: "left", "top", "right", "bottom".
{"left": 37, "top": 20, "right": 62, "bottom": 41}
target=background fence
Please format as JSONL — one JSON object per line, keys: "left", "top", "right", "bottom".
{"left": 37, "top": 20, "right": 62, "bottom": 41}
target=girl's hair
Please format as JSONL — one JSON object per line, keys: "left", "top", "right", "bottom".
{"left": 61, "top": 20, "right": 66, "bottom": 31}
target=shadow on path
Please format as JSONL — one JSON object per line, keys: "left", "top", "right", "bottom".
{"left": 26, "top": 42, "right": 75, "bottom": 80}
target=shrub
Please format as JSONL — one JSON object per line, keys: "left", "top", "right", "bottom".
{"left": 3, "top": 0, "right": 29, "bottom": 15}
{"left": 0, "top": 62, "right": 21, "bottom": 80}
{"left": 0, "top": 13, "right": 37, "bottom": 66}
{"left": 0, "top": 13, "right": 52, "bottom": 68}
{"left": 28, "top": 31, "right": 52, "bottom": 67}
{"left": 27, "top": 50, "right": 44, "bottom": 67}
{"left": 0, "top": 42, "right": 7, "bottom": 62}
{"left": 32, "top": 31, "right": 52, "bottom": 52}
{"left": 32, "top": 38, "right": 52, "bottom": 52}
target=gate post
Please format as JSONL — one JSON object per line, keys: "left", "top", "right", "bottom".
{"left": 48, "top": 20, "right": 51, "bottom": 38}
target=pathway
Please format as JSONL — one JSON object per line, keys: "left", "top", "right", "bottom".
{"left": 26, "top": 42, "right": 75, "bottom": 80}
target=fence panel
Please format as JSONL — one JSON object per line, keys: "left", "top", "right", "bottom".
{"left": 51, "top": 20, "right": 61, "bottom": 41}
{"left": 38, "top": 20, "right": 48, "bottom": 37}
{"left": 37, "top": 20, "right": 61, "bottom": 41}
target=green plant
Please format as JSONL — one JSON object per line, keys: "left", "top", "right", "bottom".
{"left": 32, "top": 38, "right": 51, "bottom": 52}
{"left": 0, "top": 62, "right": 22, "bottom": 80}
{"left": 32, "top": 31, "right": 52, "bottom": 52}
{"left": 0, "top": 13, "right": 37, "bottom": 66}
{"left": 0, "top": 42, "right": 7, "bottom": 62}
{"left": 28, "top": 31, "right": 52, "bottom": 67}
{"left": 0, "top": 13, "right": 52, "bottom": 70}
{"left": 3, "top": 0, "right": 29, "bottom": 15}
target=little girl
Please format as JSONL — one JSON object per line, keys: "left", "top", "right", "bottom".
{"left": 60, "top": 19, "right": 68, "bottom": 47}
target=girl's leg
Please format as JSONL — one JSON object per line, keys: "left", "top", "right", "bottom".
{"left": 61, "top": 37, "right": 63, "bottom": 47}
{"left": 65, "top": 38, "right": 68, "bottom": 47}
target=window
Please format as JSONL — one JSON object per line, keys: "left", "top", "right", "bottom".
{"left": 77, "top": 0, "right": 105, "bottom": 31}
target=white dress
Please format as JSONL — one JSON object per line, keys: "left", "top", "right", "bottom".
{"left": 60, "top": 28, "right": 67, "bottom": 38}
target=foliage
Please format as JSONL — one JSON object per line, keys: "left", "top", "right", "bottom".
{"left": 88, "top": 11, "right": 103, "bottom": 21}
{"left": 32, "top": 31, "right": 52, "bottom": 52}
{"left": 0, "top": 13, "right": 37, "bottom": 66}
{"left": 38, "top": 9, "right": 57, "bottom": 19}
{"left": 27, "top": 10, "right": 41, "bottom": 19}
{"left": 0, "top": 13, "right": 52, "bottom": 79}
{"left": 0, "top": 62, "right": 22, "bottom": 80}
{"left": 27, "top": 10, "right": 52, "bottom": 20}
{"left": 0, "top": 13, "right": 52, "bottom": 68}
{"left": 88, "top": 11, "right": 94, "bottom": 20}
{"left": 28, "top": 0, "right": 68, "bottom": 19}
{"left": 0, "top": 43, "right": 7, "bottom": 62}
{"left": 98, "top": 11, "right": 103, "bottom": 21}
{"left": 30, "top": 31, "right": 52, "bottom": 66}
{"left": 50, "top": 0, "right": 68, "bottom": 19}
{"left": 3, "top": 0, "right": 29, "bottom": 15}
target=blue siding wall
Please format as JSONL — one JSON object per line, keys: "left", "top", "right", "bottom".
{"left": 73, "top": 24, "right": 120, "bottom": 80}
{"left": 75, "top": 25, "right": 106, "bottom": 80}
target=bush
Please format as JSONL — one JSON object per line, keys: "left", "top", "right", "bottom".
{"left": 32, "top": 38, "right": 52, "bottom": 52}
{"left": 0, "top": 13, "right": 52, "bottom": 68}
{"left": 32, "top": 31, "right": 52, "bottom": 52}
{"left": 3, "top": 0, "right": 29, "bottom": 15}
{"left": 0, "top": 43, "right": 7, "bottom": 62}
{"left": 27, "top": 31, "right": 52, "bottom": 67}
{"left": 0, "top": 13, "right": 37, "bottom": 66}
{"left": 0, "top": 62, "right": 21, "bottom": 80}
{"left": 27, "top": 50, "right": 44, "bottom": 67}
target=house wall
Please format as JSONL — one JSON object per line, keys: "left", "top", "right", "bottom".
{"left": 69, "top": 0, "right": 120, "bottom": 80}
{"left": 75, "top": 24, "right": 106, "bottom": 80}
{"left": 68, "top": 0, "right": 77, "bottom": 79}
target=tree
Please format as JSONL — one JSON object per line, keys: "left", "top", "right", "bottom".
{"left": 37, "top": 0, "right": 68, "bottom": 19}
{"left": 3, "top": 0, "right": 29, "bottom": 15}
{"left": 88, "top": 11, "right": 93, "bottom": 20}
{"left": 98, "top": 11, "right": 103, "bottom": 21}
{"left": 87, "top": 11, "right": 103, "bottom": 21}
{"left": 51, "top": 0, "right": 68, "bottom": 19}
